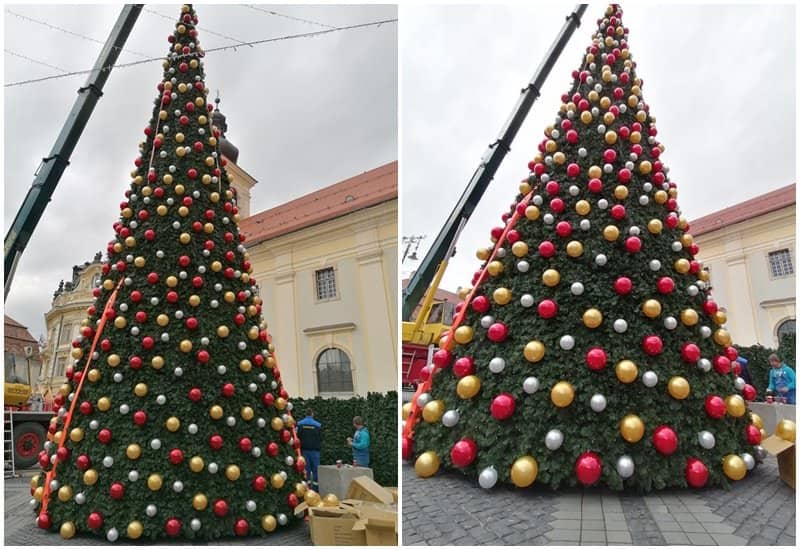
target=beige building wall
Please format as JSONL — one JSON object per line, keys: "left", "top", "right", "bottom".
{"left": 248, "top": 199, "right": 398, "bottom": 398}
{"left": 225, "top": 160, "right": 256, "bottom": 219}
{"left": 694, "top": 205, "right": 795, "bottom": 347}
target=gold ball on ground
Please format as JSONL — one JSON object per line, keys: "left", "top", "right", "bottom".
{"left": 616, "top": 360, "right": 638, "bottom": 384}
{"left": 493, "top": 287, "right": 512, "bottom": 305}
{"left": 414, "top": 451, "right": 440, "bottom": 478}
{"left": 402, "top": 402, "right": 412, "bottom": 420}
{"left": 226, "top": 464, "right": 240, "bottom": 481}
{"left": 126, "top": 444, "right": 142, "bottom": 460}
{"left": 190, "top": 456, "right": 204, "bottom": 473}
{"left": 83, "top": 469, "right": 98, "bottom": 485}
{"left": 722, "top": 454, "right": 746, "bottom": 481}
{"left": 550, "top": 382, "right": 575, "bottom": 408}
{"left": 166, "top": 417, "right": 180, "bottom": 432}
{"left": 642, "top": 299, "right": 662, "bottom": 318}
{"left": 454, "top": 326, "right": 474, "bottom": 344}
{"left": 566, "top": 240, "right": 584, "bottom": 257}
{"left": 776, "top": 420, "right": 796, "bottom": 442}
{"left": 60, "top": 522, "right": 76, "bottom": 539}
{"left": 619, "top": 414, "right": 645, "bottom": 443}
{"left": 542, "top": 269, "right": 561, "bottom": 287}
{"left": 511, "top": 241, "right": 529, "bottom": 257}
{"left": 524, "top": 340, "right": 545, "bottom": 363}
{"left": 603, "top": 225, "right": 620, "bottom": 241}
{"left": 304, "top": 490, "right": 321, "bottom": 506}
{"left": 322, "top": 493, "right": 340, "bottom": 507}
{"left": 511, "top": 456, "right": 538, "bottom": 487}
{"left": 750, "top": 412, "right": 763, "bottom": 430}
{"left": 57, "top": 485, "right": 73, "bottom": 502}
{"left": 681, "top": 309, "right": 699, "bottom": 326}
{"left": 262, "top": 515, "right": 277, "bottom": 532}
{"left": 713, "top": 329, "right": 732, "bottom": 346}
{"left": 487, "top": 261, "right": 504, "bottom": 276}
{"left": 667, "top": 377, "right": 690, "bottom": 400}
{"left": 193, "top": 493, "right": 208, "bottom": 511}
{"left": 725, "top": 395, "right": 746, "bottom": 417}
{"left": 457, "top": 375, "right": 481, "bottom": 399}
{"left": 583, "top": 308, "right": 603, "bottom": 328}
{"left": 209, "top": 405, "right": 223, "bottom": 420}
{"left": 128, "top": 521, "right": 143, "bottom": 539}
{"left": 422, "top": 400, "right": 445, "bottom": 423}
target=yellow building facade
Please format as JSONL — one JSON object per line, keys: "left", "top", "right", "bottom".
{"left": 691, "top": 183, "right": 795, "bottom": 347}
{"left": 240, "top": 162, "right": 398, "bottom": 398}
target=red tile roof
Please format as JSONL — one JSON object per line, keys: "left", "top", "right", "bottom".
{"left": 4, "top": 315, "right": 40, "bottom": 358}
{"left": 240, "top": 161, "right": 397, "bottom": 245}
{"left": 690, "top": 183, "right": 796, "bottom": 237}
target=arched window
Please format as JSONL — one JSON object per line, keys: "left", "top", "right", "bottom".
{"left": 316, "top": 347, "right": 353, "bottom": 394}
{"left": 777, "top": 319, "right": 796, "bottom": 339}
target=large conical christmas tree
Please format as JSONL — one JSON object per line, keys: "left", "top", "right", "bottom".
{"left": 403, "top": 3, "right": 765, "bottom": 492}
{"left": 31, "top": 5, "right": 308, "bottom": 541}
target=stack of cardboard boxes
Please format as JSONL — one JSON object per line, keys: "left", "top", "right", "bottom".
{"left": 295, "top": 476, "right": 398, "bottom": 545}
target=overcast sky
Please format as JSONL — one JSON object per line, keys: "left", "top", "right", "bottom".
{"left": 401, "top": 4, "right": 796, "bottom": 297}
{"left": 4, "top": 4, "right": 397, "bottom": 340}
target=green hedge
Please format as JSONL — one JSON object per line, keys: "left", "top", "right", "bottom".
{"left": 779, "top": 333, "right": 796, "bottom": 369}
{"left": 292, "top": 392, "right": 397, "bottom": 487}
{"left": 735, "top": 343, "right": 774, "bottom": 398}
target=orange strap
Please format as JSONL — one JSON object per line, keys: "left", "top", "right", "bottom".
{"left": 41, "top": 279, "right": 124, "bottom": 515}
{"left": 403, "top": 190, "right": 535, "bottom": 441}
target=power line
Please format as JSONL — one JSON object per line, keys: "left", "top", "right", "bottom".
{"left": 142, "top": 7, "right": 252, "bottom": 49}
{"left": 5, "top": 18, "right": 398, "bottom": 89}
{"left": 242, "top": 5, "right": 337, "bottom": 30}
{"left": 5, "top": 8, "right": 153, "bottom": 59}
{"left": 4, "top": 49, "right": 68, "bottom": 74}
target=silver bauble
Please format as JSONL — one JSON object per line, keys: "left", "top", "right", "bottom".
{"left": 687, "top": 285, "right": 699, "bottom": 296}
{"left": 523, "top": 377, "right": 540, "bottom": 394}
{"left": 517, "top": 260, "right": 530, "bottom": 273}
{"left": 571, "top": 282, "right": 585, "bottom": 295}
{"left": 75, "top": 492, "right": 86, "bottom": 505}
{"left": 128, "top": 470, "right": 139, "bottom": 482}
{"left": 246, "top": 500, "right": 257, "bottom": 512}
{"left": 150, "top": 439, "right": 161, "bottom": 450}
{"left": 416, "top": 393, "right": 432, "bottom": 408}
{"left": 595, "top": 254, "right": 608, "bottom": 266}
{"left": 734, "top": 377, "right": 746, "bottom": 391}
{"left": 278, "top": 513, "right": 289, "bottom": 526}
{"left": 613, "top": 319, "right": 628, "bottom": 333}
{"left": 697, "top": 358, "right": 712, "bottom": 372}
{"left": 520, "top": 294, "right": 535, "bottom": 307}
{"left": 489, "top": 357, "right": 506, "bottom": 374}
{"left": 191, "top": 519, "right": 202, "bottom": 531}
{"left": 698, "top": 431, "right": 715, "bottom": 449}
{"left": 590, "top": 394, "right": 607, "bottom": 412}
{"left": 649, "top": 259, "right": 662, "bottom": 271}
{"left": 480, "top": 315, "right": 495, "bottom": 329}
{"left": 742, "top": 453, "right": 755, "bottom": 471}
{"left": 478, "top": 466, "right": 498, "bottom": 489}
{"left": 442, "top": 410, "right": 460, "bottom": 427}
{"left": 700, "top": 326, "right": 712, "bottom": 338}
{"left": 616, "top": 455, "right": 635, "bottom": 479}
{"left": 545, "top": 429, "right": 564, "bottom": 450}
{"left": 754, "top": 445, "right": 767, "bottom": 460}
{"left": 642, "top": 371, "right": 658, "bottom": 388}
{"left": 559, "top": 335, "right": 575, "bottom": 351}
{"left": 664, "top": 316, "right": 677, "bottom": 330}
{"left": 208, "top": 462, "right": 218, "bottom": 474}
{"left": 107, "top": 528, "right": 119, "bottom": 542}
{"left": 580, "top": 219, "right": 591, "bottom": 231}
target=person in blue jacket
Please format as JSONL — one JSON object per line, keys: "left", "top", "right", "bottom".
{"left": 767, "top": 354, "right": 796, "bottom": 404}
{"left": 347, "top": 416, "right": 371, "bottom": 467}
{"left": 297, "top": 409, "right": 322, "bottom": 488}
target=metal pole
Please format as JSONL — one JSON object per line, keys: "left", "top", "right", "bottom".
{"left": 402, "top": 4, "right": 588, "bottom": 320}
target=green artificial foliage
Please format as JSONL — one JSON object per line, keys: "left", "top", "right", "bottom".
{"left": 778, "top": 333, "right": 796, "bottom": 370}
{"left": 734, "top": 343, "right": 775, "bottom": 398}
{"left": 293, "top": 392, "right": 398, "bottom": 487}
{"left": 33, "top": 5, "right": 303, "bottom": 541}
{"left": 409, "top": 4, "right": 759, "bottom": 492}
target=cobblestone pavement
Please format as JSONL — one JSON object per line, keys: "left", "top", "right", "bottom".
{"left": 5, "top": 470, "right": 311, "bottom": 546}
{"left": 402, "top": 456, "right": 795, "bottom": 546}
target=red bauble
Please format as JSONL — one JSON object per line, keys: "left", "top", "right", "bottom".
{"left": 652, "top": 426, "right": 678, "bottom": 455}
{"left": 550, "top": 198, "right": 565, "bottom": 214}
{"left": 141, "top": 336, "right": 154, "bottom": 350}
{"left": 146, "top": 272, "right": 159, "bottom": 284}
{"left": 261, "top": 392, "right": 275, "bottom": 407}
{"left": 614, "top": 276, "right": 633, "bottom": 295}
{"left": 135, "top": 311, "right": 148, "bottom": 324}
{"left": 588, "top": 178, "right": 603, "bottom": 193}
{"left": 703, "top": 300, "right": 718, "bottom": 315}
{"left": 681, "top": 343, "right": 701, "bottom": 363}
{"left": 453, "top": 356, "right": 475, "bottom": 378}
{"left": 76, "top": 454, "right": 91, "bottom": 470}
{"left": 656, "top": 277, "right": 674, "bottom": 294}
{"left": 98, "top": 428, "right": 112, "bottom": 444}
{"left": 566, "top": 129, "right": 579, "bottom": 144}
{"left": 38, "top": 452, "right": 50, "bottom": 468}
{"left": 56, "top": 446, "right": 70, "bottom": 462}
{"left": 450, "top": 438, "right": 478, "bottom": 468}
{"left": 222, "top": 383, "right": 235, "bottom": 397}
{"left": 642, "top": 335, "right": 663, "bottom": 356}
{"left": 287, "top": 493, "right": 300, "bottom": 508}
{"left": 506, "top": 229, "right": 521, "bottom": 244}
{"left": 189, "top": 387, "right": 203, "bottom": 402}
{"left": 575, "top": 452, "right": 602, "bottom": 486}
{"left": 713, "top": 355, "right": 731, "bottom": 375}
{"left": 725, "top": 346, "right": 739, "bottom": 361}
{"left": 732, "top": 362, "right": 742, "bottom": 376}
{"left": 79, "top": 401, "right": 93, "bottom": 415}
{"left": 555, "top": 221, "right": 572, "bottom": 238}
{"left": 281, "top": 429, "right": 292, "bottom": 443}
{"left": 266, "top": 442, "right": 279, "bottom": 457}
{"left": 745, "top": 424, "right": 762, "bottom": 445}
{"left": 490, "top": 393, "right": 516, "bottom": 420}
{"left": 685, "top": 458, "right": 709, "bottom": 488}
{"left": 166, "top": 291, "right": 179, "bottom": 303}
{"left": 538, "top": 241, "right": 556, "bottom": 258}
{"left": 487, "top": 322, "right": 509, "bottom": 342}
{"left": 87, "top": 511, "right": 104, "bottom": 530}
{"left": 566, "top": 163, "right": 580, "bottom": 178}
{"left": 197, "top": 350, "right": 210, "bottom": 363}
{"left": 617, "top": 168, "right": 631, "bottom": 184}
{"left": 603, "top": 149, "right": 617, "bottom": 163}
{"left": 37, "top": 513, "right": 51, "bottom": 529}
{"left": 209, "top": 434, "right": 224, "bottom": 450}
{"left": 165, "top": 518, "right": 182, "bottom": 537}
{"left": 402, "top": 436, "right": 413, "bottom": 461}
{"left": 213, "top": 499, "right": 229, "bottom": 517}
{"left": 252, "top": 475, "right": 267, "bottom": 492}
{"left": 239, "top": 437, "right": 253, "bottom": 453}
{"left": 234, "top": 518, "right": 249, "bottom": 537}
{"left": 133, "top": 410, "right": 148, "bottom": 426}
{"left": 538, "top": 300, "right": 558, "bottom": 319}
{"left": 625, "top": 236, "right": 642, "bottom": 253}
{"left": 610, "top": 204, "right": 626, "bottom": 220}
{"left": 192, "top": 276, "right": 204, "bottom": 288}
{"left": 704, "top": 395, "right": 726, "bottom": 419}
{"left": 109, "top": 482, "right": 125, "bottom": 500}
{"left": 742, "top": 384, "right": 756, "bottom": 401}
{"left": 586, "top": 347, "right": 607, "bottom": 371}
{"left": 169, "top": 448, "right": 184, "bottom": 465}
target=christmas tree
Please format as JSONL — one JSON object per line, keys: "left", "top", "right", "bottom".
{"left": 31, "top": 5, "right": 309, "bottom": 541}
{"left": 403, "top": 3, "right": 764, "bottom": 492}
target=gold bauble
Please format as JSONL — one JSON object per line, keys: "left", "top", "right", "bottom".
{"left": 175, "top": 132, "right": 185, "bottom": 143}
{"left": 156, "top": 314, "right": 169, "bottom": 327}
{"left": 179, "top": 339, "right": 193, "bottom": 353}
{"left": 583, "top": 308, "right": 603, "bottom": 329}
{"left": 179, "top": 233, "right": 191, "bottom": 244}
{"left": 553, "top": 152, "right": 566, "bottom": 165}
{"left": 124, "top": 236, "right": 136, "bottom": 248}
{"left": 304, "top": 489, "right": 321, "bottom": 506}
{"left": 151, "top": 356, "right": 164, "bottom": 369}
{"left": 271, "top": 473, "right": 285, "bottom": 489}
{"left": 87, "top": 369, "right": 101, "bottom": 383}
{"left": 58, "top": 383, "right": 71, "bottom": 396}
{"left": 226, "top": 464, "right": 241, "bottom": 481}
{"left": 525, "top": 205, "right": 540, "bottom": 220}
{"left": 69, "top": 428, "right": 84, "bottom": 443}
{"left": 630, "top": 131, "right": 642, "bottom": 144}
{"left": 295, "top": 482, "right": 308, "bottom": 498}
{"left": 97, "top": 397, "right": 111, "bottom": 412}
{"left": 619, "top": 414, "right": 645, "bottom": 443}
{"left": 126, "top": 444, "right": 142, "bottom": 460}
{"left": 166, "top": 276, "right": 178, "bottom": 288}
{"left": 239, "top": 359, "right": 252, "bottom": 372}
{"left": 107, "top": 354, "right": 120, "bottom": 367}
{"left": 493, "top": 287, "right": 512, "bottom": 305}
{"left": 524, "top": 340, "right": 546, "bottom": 363}
{"left": 750, "top": 412, "right": 763, "bottom": 430}
{"left": 638, "top": 160, "right": 652, "bottom": 175}
{"left": 30, "top": 474, "right": 40, "bottom": 489}
{"left": 134, "top": 383, "right": 148, "bottom": 397}
{"left": 60, "top": 522, "right": 76, "bottom": 539}
{"left": 603, "top": 225, "right": 620, "bottom": 241}
{"left": 166, "top": 416, "right": 181, "bottom": 432}
{"left": 580, "top": 110, "right": 593, "bottom": 124}
{"left": 127, "top": 521, "right": 143, "bottom": 539}
{"left": 83, "top": 469, "right": 99, "bottom": 485}
{"left": 603, "top": 112, "right": 615, "bottom": 125}
{"left": 33, "top": 486, "right": 44, "bottom": 501}
{"left": 699, "top": 269, "right": 710, "bottom": 282}
{"left": 178, "top": 206, "right": 189, "bottom": 217}
{"left": 148, "top": 474, "right": 163, "bottom": 491}
{"left": 454, "top": 326, "right": 474, "bottom": 345}
{"left": 322, "top": 493, "right": 340, "bottom": 507}
{"left": 604, "top": 130, "right": 618, "bottom": 144}
{"left": 422, "top": 400, "right": 445, "bottom": 423}
{"left": 476, "top": 247, "right": 491, "bottom": 261}
{"left": 511, "top": 241, "right": 529, "bottom": 257}
{"left": 550, "top": 381, "right": 575, "bottom": 408}
{"left": 57, "top": 485, "right": 73, "bottom": 502}
{"left": 681, "top": 233, "right": 694, "bottom": 247}
{"left": 209, "top": 405, "right": 223, "bottom": 420}
{"left": 241, "top": 406, "right": 254, "bottom": 421}
{"left": 402, "top": 402, "right": 412, "bottom": 420}
{"left": 224, "top": 291, "right": 236, "bottom": 303}
{"left": 775, "top": 420, "right": 796, "bottom": 442}
{"left": 193, "top": 493, "right": 208, "bottom": 510}
{"left": 545, "top": 139, "right": 557, "bottom": 153}
{"left": 647, "top": 219, "right": 663, "bottom": 234}
{"left": 414, "top": 451, "right": 440, "bottom": 478}
{"left": 174, "top": 184, "right": 185, "bottom": 195}
{"left": 725, "top": 395, "right": 746, "bottom": 417}
{"left": 275, "top": 397, "right": 287, "bottom": 411}
{"left": 519, "top": 181, "right": 531, "bottom": 194}
{"left": 654, "top": 190, "right": 668, "bottom": 204}
{"left": 510, "top": 455, "right": 539, "bottom": 487}
{"left": 616, "top": 360, "right": 638, "bottom": 384}
{"left": 261, "top": 515, "right": 277, "bottom": 532}
{"left": 642, "top": 299, "right": 662, "bottom": 318}
{"left": 722, "top": 454, "right": 746, "bottom": 481}
{"left": 71, "top": 347, "right": 84, "bottom": 360}
{"left": 113, "top": 316, "right": 127, "bottom": 329}
{"left": 667, "top": 377, "right": 690, "bottom": 400}
{"left": 575, "top": 200, "right": 591, "bottom": 216}
{"left": 680, "top": 308, "right": 699, "bottom": 326}
{"left": 674, "top": 259, "right": 690, "bottom": 274}
{"left": 271, "top": 417, "right": 284, "bottom": 431}
{"left": 487, "top": 261, "right": 504, "bottom": 276}
{"left": 712, "top": 311, "right": 728, "bottom": 325}
{"left": 614, "top": 185, "right": 629, "bottom": 200}
{"left": 456, "top": 375, "right": 481, "bottom": 399}
{"left": 566, "top": 240, "right": 584, "bottom": 257}
{"left": 713, "top": 329, "right": 732, "bottom": 347}
{"left": 542, "top": 269, "right": 561, "bottom": 287}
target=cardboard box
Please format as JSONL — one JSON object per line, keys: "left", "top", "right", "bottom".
{"left": 345, "top": 476, "right": 394, "bottom": 504}
{"left": 762, "top": 435, "right": 795, "bottom": 489}
{"left": 307, "top": 506, "right": 366, "bottom": 546}
{"left": 386, "top": 487, "right": 399, "bottom": 504}
{"left": 318, "top": 465, "right": 374, "bottom": 499}
{"left": 341, "top": 500, "right": 397, "bottom": 546}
